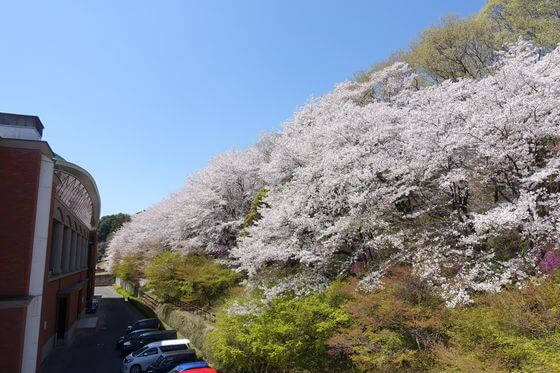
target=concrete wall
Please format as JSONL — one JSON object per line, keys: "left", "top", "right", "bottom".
{"left": 152, "top": 303, "right": 219, "bottom": 367}
{"left": 21, "top": 154, "right": 53, "bottom": 373}
{"left": 95, "top": 273, "right": 115, "bottom": 286}
{"left": 156, "top": 304, "right": 212, "bottom": 353}
{"left": 115, "top": 277, "right": 139, "bottom": 296}
{"left": 0, "top": 124, "right": 42, "bottom": 141}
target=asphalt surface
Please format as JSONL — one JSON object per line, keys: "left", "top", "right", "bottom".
{"left": 41, "top": 286, "right": 144, "bottom": 373}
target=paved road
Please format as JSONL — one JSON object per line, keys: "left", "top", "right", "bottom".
{"left": 41, "top": 286, "right": 143, "bottom": 373}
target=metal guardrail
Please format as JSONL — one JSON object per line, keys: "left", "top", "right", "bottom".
{"left": 163, "top": 296, "right": 216, "bottom": 322}
{"left": 116, "top": 277, "right": 216, "bottom": 322}
{"left": 139, "top": 290, "right": 159, "bottom": 312}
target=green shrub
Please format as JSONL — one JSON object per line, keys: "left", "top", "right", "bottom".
{"left": 243, "top": 188, "right": 269, "bottom": 229}
{"left": 112, "top": 253, "right": 144, "bottom": 282}
{"left": 440, "top": 272, "right": 560, "bottom": 372}
{"left": 327, "top": 269, "right": 560, "bottom": 372}
{"left": 206, "top": 283, "right": 353, "bottom": 372}
{"left": 328, "top": 267, "right": 450, "bottom": 372}
{"left": 145, "top": 252, "right": 242, "bottom": 307}
{"left": 238, "top": 188, "right": 269, "bottom": 238}
{"left": 144, "top": 252, "right": 185, "bottom": 299}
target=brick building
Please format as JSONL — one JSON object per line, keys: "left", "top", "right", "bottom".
{"left": 0, "top": 113, "right": 101, "bottom": 373}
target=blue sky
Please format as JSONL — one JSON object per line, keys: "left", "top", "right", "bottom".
{"left": 0, "top": 1, "right": 485, "bottom": 216}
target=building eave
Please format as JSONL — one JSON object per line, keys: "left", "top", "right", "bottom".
{"left": 54, "top": 160, "right": 101, "bottom": 227}
{"left": 0, "top": 138, "right": 54, "bottom": 158}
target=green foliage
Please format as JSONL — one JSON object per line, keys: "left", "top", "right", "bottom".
{"left": 114, "top": 284, "right": 158, "bottom": 319}
{"left": 145, "top": 252, "right": 242, "bottom": 307}
{"left": 439, "top": 272, "right": 560, "bottom": 372}
{"left": 483, "top": 0, "right": 560, "bottom": 49}
{"left": 243, "top": 188, "right": 269, "bottom": 229}
{"left": 328, "top": 268, "right": 450, "bottom": 372}
{"left": 176, "top": 255, "right": 243, "bottom": 306}
{"left": 206, "top": 283, "right": 353, "bottom": 372}
{"left": 113, "top": 284, "right": 132, "bottom": 299}
{"left": 96, "top": 213, "right": 131, "bottom": 243}
{"left": 184, "top": 268, "right": 560, "bottom": 372}
{"left": 324, "top": 270, "right": 560, "bottom": 372}
{"left": 112, "top": 253, "right": 143, "bottom": 282}
{"left": 405, "top": 15, "right": 496, "bottom": 82}
{"left": 358, "top": 0, "right": 560, "bottom": 83}
{"left": 144, "top": 251, "right": 184, "bottom": 299}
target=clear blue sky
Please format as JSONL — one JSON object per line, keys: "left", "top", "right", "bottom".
{"left": 0, "top": 1, "right": 485, "bottom": 216}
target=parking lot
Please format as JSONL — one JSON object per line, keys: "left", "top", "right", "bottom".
{"left": 41, "top": 286, "right": 144, "bottom": 373}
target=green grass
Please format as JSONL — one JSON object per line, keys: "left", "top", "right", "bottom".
{"left": 112, "top": 284, "right": 188, "bottom": 339}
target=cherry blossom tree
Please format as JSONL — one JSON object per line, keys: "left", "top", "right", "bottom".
{"left": 108, "top": 41, "right": 560, "bottom": 305}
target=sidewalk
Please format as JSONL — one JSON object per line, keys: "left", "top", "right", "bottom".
{"left": 41, "top": 286, "right": 143, "bottom": 373}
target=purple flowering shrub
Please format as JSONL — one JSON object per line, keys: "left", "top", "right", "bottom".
{"left": 539, "top": 248, "right": 560, "bottom": 274}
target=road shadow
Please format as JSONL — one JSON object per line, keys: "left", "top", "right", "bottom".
{"left": 41, "top": 286, "right": 144, "bottom": 373}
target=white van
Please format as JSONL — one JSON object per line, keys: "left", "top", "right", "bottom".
{"left": 121, "top": 338, "right": 191, "bottom": 373}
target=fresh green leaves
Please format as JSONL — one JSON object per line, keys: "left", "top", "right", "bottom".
{"left": 145, "top": 252, "right": 242, "bottom": 306}
{"left": 207, "top": 283, "right": 352, "bottom": 372}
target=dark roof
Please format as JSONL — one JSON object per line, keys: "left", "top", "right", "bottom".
{"left": 139, "top": 330, "right": 177, "bottom": 336}
{"left": 0, "top": 112, "right": 44, "bottom": 136}
{"left": 136, "top": 318, "right": 158, "bottom": 323}
{"left": 53, "top": 153, "right": 66, "bottom": 161}
{"left": 129, "top": 328, "right": 157, "bottom": 336}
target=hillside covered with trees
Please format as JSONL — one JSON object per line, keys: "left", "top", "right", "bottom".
{"left": 108, "top": 1, "right": 560, "bottom": 371}
{"left": 95, "top": 212, "right": 130, "bottom": 261}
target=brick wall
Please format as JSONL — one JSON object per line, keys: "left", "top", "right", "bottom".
{"left": 0, "top": 147, "right": 41, "bottom": 297}
{"left": 0, "top": 308, "right": 27, "bottom": 372}
{"left": 39, "top": 270, "right": 90, "bottom": 356}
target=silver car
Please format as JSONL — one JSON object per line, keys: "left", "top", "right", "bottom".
{"left": 121, "top": 339, "right": 191, "bottom": 373}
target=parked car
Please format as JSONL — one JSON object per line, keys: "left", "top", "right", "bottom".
{"left": 167, "top": 361, "right": 210, "bottom": 373}
{"left": 121, "top": 330, "right": 178, "bottom": 356}
{"left": 85, "top": 298, "right": 99, "bottom": 313}
{"left": 121, "top": 339, "right": 191, "bottom": 373}
{"left": 126, "top": 318, "right": 160, "bottom": 334}
{"left": 178, "top": 369, "right": 218, "bottom": 373}
{"left": 145, "top": 350, "right": 198, "bottom": 373}
{"left": 116, "top": 328, "right": 158, "bottom": 350}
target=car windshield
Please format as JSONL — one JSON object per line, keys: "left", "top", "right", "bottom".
{"left": 132, "top": 346, "right": 148, "bottom": 357}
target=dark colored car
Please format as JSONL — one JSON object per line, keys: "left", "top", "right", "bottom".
{"left": 85, "top": 299, "right": 99, "bottom": 313}
{"left": 121, "top": 330, "right": 177, "bottom": 356}
{"left": 145, "top": 350, "right": 198, "bottom": 373}
{"left": 116, "top": 328, "right": 158, "bottom": 349}
{"left": 126, "top": 318, "right": 160, "bottom": 334}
